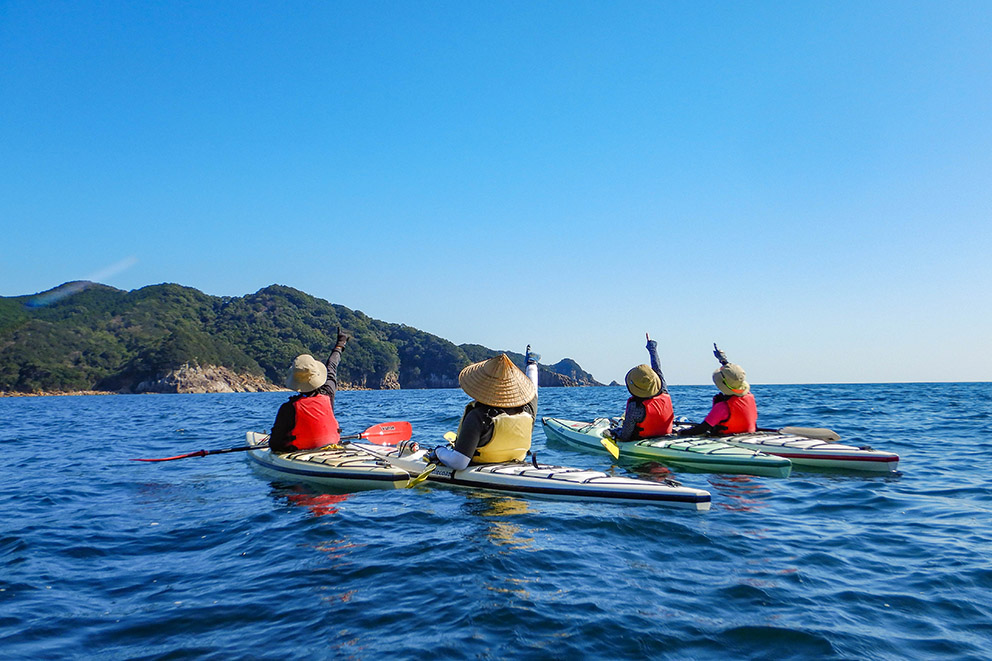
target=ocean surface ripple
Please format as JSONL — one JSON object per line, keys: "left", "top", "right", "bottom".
{"left": 1, "top": 383, "right": 990, "bottom": 659}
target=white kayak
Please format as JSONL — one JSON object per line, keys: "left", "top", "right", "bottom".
{"left": 245, "top": 432, "right": 711, "bottom": 509}
{"left": 246, "top": 432, "right": 411, "bottom": 490}
{"left": 669, "top": 424, "right": 901, "bottom": 472}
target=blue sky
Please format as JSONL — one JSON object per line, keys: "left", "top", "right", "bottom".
{"left": 2, "top": 1, "right": 990, "bottom": 385}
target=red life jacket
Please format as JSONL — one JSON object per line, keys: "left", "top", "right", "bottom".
{"left": 289, "top": 394, "right": 340, "bottom": 450}
{"left": 630, "top": 392, "right": 674, "bottom": 439}
{"left": 711, "top": 393, "right": 757, "bottom": 434}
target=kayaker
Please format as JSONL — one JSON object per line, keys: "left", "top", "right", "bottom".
{"left": 268, "top": 328, "right": 351, "bottom": 453}
{"left": 429, "top": 350, "right": 539, "bottom": 470}
{"left": 678, "top": 344, "right": 757, "bottom": 436}
{"left": 524, "top": 343, "right": 539, "bottom": 387}
{"left": 608, "top": 333, "right": 674, "bottom": 441}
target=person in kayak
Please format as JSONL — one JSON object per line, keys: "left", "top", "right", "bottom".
{"left": 678, "top": 344, "right": 757, "bottom": 436}
{"left": 268, "top": 328, "right": 351, "bottom": 453}
{"left": 429, "top": 348, "right": 539, "bottom": 470}
{"left": 608, "top": 333, "right": 674, "bottom": 441}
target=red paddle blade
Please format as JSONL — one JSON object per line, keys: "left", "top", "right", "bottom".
{"left": 360, "top": 421, "right": 412, "bottom": 446}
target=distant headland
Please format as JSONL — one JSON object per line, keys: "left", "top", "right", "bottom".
{"left": 0, "top": 282, "right": 603, "bottom": 395}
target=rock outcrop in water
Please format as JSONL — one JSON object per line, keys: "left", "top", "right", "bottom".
{"left": 133, "top": 364, "right": 286, "bottom": 394}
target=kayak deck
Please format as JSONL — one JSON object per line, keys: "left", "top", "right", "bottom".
{"left": 685, "top": 426, "right": 901, "bottom": 472}
{"left": 373, "top": 443, "right": 711, "bottom": 509}
{"left": 542, "top": 417, "right": 793, "bottom": 478}
{"left": 245, "top": 432, "right": 411, "bottom": 491}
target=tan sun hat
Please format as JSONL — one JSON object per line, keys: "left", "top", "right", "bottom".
{"left": 458, "top": 354, "right": 536, "bottom": 408}
{"left": 713, "top": 363, "right": 750, "bottom": 396}
{"left": 286, "top": 354, "right": 327, "bottom": 393}
{"left": 625, "top": 364, "right": 661, "bottom": 399}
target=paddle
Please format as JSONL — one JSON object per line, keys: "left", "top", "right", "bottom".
{"left": 768, "top": 426, "right": 840, "bottom": 442}
{"left": 130, "top": 421, "right": 413, "bottom": 462}
{"left": 340, "top": 436, "right": 439, "bottom": 488}
{"left": 348, "top": 429, "right": 459, "bottom": 488}
{"left": 401, "top": 430, "right": 455, "bottom": 486}
{"left": 600, "top": 434, "right": 621, "bottom": 459}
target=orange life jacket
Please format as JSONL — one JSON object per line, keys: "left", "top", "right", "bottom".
{"left": 288, "top": 394, "right": 340, "bottom": 450}
{"left": 630, "top": 392, "right": 674, "bottom": 439}
{"left": 710, "top": 393, "right": 757, "bottom": 434}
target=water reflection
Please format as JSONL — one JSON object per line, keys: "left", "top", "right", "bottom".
{"left": 268, "top": 482, "right": 354, "bottom": 517}
{"left": 706, "top": 474, "right": 773, "bottom": 513}
{"left": 285, "top": 492, "right": 350, "bottom": 517}
{"left": 465, "top": 493, "right": 538, "bottom": 550}
{"left": 635, "top": 461, "right": 675, "bottom": 480}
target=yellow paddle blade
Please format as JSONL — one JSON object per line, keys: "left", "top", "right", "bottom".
{"left": 406, "top": 463, "right": 437, "bottom": 488}
{"left": 600, "top": 437, "right": 620, "bottom": 460}
{"left": 443, "top": 431, "right": 456, "bottom": 443}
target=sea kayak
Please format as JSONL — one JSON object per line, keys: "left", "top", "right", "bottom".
{"left": 683, "top": 425, "right": 901, "bottom": 472}
{"left": 542, "top": 417, "right": 793, "bottom": 478}
{"left": 245, "top": 432, "right": 711, "bottom": 509}
{"left": 246, "top": 432, "right": 412, "bottom": 490}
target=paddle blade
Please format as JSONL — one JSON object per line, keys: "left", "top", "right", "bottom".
{"left": 781, "top": 426, "right": 841, "bottom": 442}
{"left": 406, "top": 463, "right": 437, "bottom": 488}
{"left": 359, "top": 421, "right": 412, "bottom": 446}
{"left": 600, "top": 437, "right": 620, "bottom": 460}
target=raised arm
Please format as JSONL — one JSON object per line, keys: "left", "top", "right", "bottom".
{"left": 319, "top": 327, "right": 351, "bottom": 404}
{"left": 525, "top": 344, "right": 539, "bottom": 390}
{"left": 645, "top": 333, "right": 668, "bottom": 393}
{"left": 713, "top": 343, "right": 729, "bottom": 366}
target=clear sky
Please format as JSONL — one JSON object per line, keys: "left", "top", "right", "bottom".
{"left": 2, "top": 2, "right": 990, "bottom": 385}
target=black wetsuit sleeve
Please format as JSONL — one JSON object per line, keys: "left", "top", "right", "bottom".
{"left": 453, "top": 405, "right": 488, "bottom": 459}
{"left": 315, "top": 344, "right": 344, "bottom": 407}
{"left": 269, "top": 400, "right": 297, "bottom": 452}
{"left": 677, "top": 421, "right": 713, "bottom": 437}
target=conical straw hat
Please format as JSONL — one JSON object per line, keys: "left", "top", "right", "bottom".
{"left": 458, "top": 354, "right": 536, "bottom": 408}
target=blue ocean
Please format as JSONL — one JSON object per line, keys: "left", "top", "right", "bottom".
{"left": 1, "top": 383, "right": 990, "bottom": 660}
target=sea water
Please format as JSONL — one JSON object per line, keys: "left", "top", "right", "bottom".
{"left": 1, "top": 384, "right": 990, "bottom": 660}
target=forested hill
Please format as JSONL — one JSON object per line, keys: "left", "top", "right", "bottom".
{"left": 0, "top": 282, "right": 603, "bottom": 394}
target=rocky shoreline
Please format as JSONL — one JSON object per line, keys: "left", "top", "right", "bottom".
{"left": 0, "top": 361, "right": 381, "bottom": 397}
{"left": 1, "top": 363, "right": 598, "bottom": 397}
{"left": 1, "top": 390, "right": 120, "bottom": 397}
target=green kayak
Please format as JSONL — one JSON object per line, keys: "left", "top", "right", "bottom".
{"left": 542, "top": 417, "right": 793, "bottom": 478}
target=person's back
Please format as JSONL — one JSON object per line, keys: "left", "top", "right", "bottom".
{"left": 432, "top": 347, "right": 540, "bottom": 469}
{"left": 679, "top": 344, "right": 757, "bottom": 436}
{"left": 269, "top": 329, "right": 350, "bottom": 453}
{"left": 611, "top": 334, "right": 674, "bottom": 441}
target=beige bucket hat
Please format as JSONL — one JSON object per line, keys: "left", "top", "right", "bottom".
{"left": 713, "top": 363, "right": 750, "bottom": 396}
{"left": 286, "top": 354, "right": 327, "bottom": 393}
{"left": 459, "top": 354, "right": 536, "bottom": 408}
{"left": 625, "top": 364, "right": 661, "bottom": 399}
